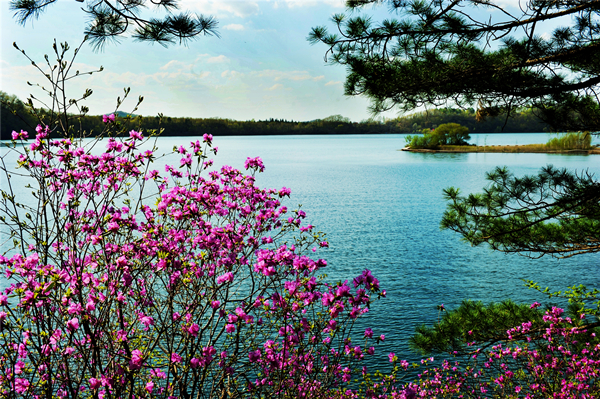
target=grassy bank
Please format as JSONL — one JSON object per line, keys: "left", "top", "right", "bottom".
{"left": 403, "top": 132, "right": 599, "bottom": 153}
{"left": 403, "top": 144, "right": 600, "bottom": 153}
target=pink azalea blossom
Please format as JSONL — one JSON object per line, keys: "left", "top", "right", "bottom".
{"left": 171, "top": 352, "right": 182, "bottom": 363}
{"left": 66, "top": 318, "right": 79, "bottom": 331}
{"left": 216, "top": 272, "right": 234, "bottom": 284}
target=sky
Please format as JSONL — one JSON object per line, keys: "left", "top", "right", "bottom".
{"left": 0, "top": 0, "right": 551, "bottom": 122}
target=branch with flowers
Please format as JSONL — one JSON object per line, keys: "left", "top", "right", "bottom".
{"left": 0, "top": 41, "right": 386, "bottom": 398}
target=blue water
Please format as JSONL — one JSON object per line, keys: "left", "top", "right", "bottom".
{"left": 2, "top": 133, "right": 599, "bottom": 371}
{"left": 195, "top": 133, "right": 600, "bottom": 369}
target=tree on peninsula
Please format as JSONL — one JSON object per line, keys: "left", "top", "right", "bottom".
{"left": 406, "top": 122, "right": 470, "bottom": 148}
{"left": 9, "top": 0, "right": 219, "bottom": 50}
{"left": 309, "top": 0, "right": 600, "bottom": 131}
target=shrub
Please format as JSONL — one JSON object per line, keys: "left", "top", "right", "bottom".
{"left": 406, "top": 123, "right": 470, "bottom": 149}
{"left": 434, "top": 123, "right": 470, "bottom": 145}
{"left": 405, "top": 133, "right": 441, "bottom": 149}
{"left": 545, "top": 131, "right": 592, "bottom": 151}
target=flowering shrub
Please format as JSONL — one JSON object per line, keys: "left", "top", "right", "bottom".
{"left": 333, "top": 305, "right": 600, "bottom": 399}
{"left": 0, "top": 122, "right": 384, "bottom": 398}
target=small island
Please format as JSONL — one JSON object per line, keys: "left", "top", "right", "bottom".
{"left": 402, "top": 123, "right": 599, "bottom": 154}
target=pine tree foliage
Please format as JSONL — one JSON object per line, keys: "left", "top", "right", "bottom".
{"left": 441, "top": 165, "right": 600, "bottom": 258}
{"left": 9, "top": 0, "right": 219, "bottom": 50}
{"left": 410, "top": 300, "right": 545, "bottom": 355}
{"left": 410, "top": 299, "right": 600, "bottom": 356}
{"left": 309, "top": 0, "right": 600, "bottom": 131}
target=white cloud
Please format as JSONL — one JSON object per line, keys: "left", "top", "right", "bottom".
{"left": 207, "top": 55, "right": 230, "bottom": 64}
{"left": 270, "top": 0, "right": 344, "bottom": 8}
{"left": 223, "top": 23, "right": 245, "bottom": 31}
{"left": 221, "top": 70, "right": 244, "bottom": 79}
{"left": 159, "top": 60, "right": 189, "bottom": 71}
{"left": 256, "top": 69, "right": 323, "bottom": 82}
{"left": 265, "top": 83, "right": 284, "bottom": 91}
{"left": 325, "top": 80, "right": 342, "bottom": 86}
{"left": 178, "top": 0, "right": 260, "bottom": 18}
{"left": 493, "top": 0, "right": 523, "bottom": 9}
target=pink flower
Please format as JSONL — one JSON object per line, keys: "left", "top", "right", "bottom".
{"left": 15, "top": 360, "right": 25, "bottom": 374}
{"left": 140, "top": 315, "right": 154, "bottom": 330}
{"left": 86, "top": 300, "right": 96, "bottom": 312}
{"left": 171, "top": 352, "right": 182, "bottom": 363}
{"left": 226, "top": 323, "right": 236, "bottom": 333}
{"left": 364, "top": 328, "right": 373, "bottom": 338}
{"left": 145, "top": 381, "right": 154, "bottom": 393}
{"left": 11, "top": 130, "right": 29, "bottom": 140}
{"left": 188, "top": 323, "right": 200, "bottom": 337}
{"left": 67, "top": 318, "right": 79, "bottom": 331}
{"left": 216, "top": 272, "right": 234, "bottom": 285}
{"left": 379, "top": 334, "right": 385, "bottom": 341}
{"left": 18, "top": 344, "right": 28, "bottom": 359}
{"left": 353, "top": 269, "right": 379, "bottom": 290}
{"left": 89, "top": 378, "right": 101, "bottom": 390}
{"left": 402, "top": 387, "right": 417, "bottom": 399}
{"left": 102, "top": 114, "right": 115, "bottom": 123}
{"left": 15, "top": 378, "right": 30, "bottom": 394}
{"left": 129, "top": 130, "right": 143, "bottom": 140}
{"left": 130, "top": 349, "right": 144, "bottom": 370}
{"left": 278, "top": 187, "right": 291, "bottom": 197}
{"left": 244, "top": 156, "right": 265, "bottom": 172}
{"left": 388, "top": 352, "right": 396, "bottom": 362}
{"left": 248, "top": 350, "right": 261, "bottom": 363}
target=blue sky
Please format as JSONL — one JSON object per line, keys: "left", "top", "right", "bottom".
{"left": 1, "top": 0, "right": 545, "bottom": 122}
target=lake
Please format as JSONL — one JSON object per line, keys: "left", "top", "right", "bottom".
{"left": 1, "top": 132, "right": 599, "bottom": 371}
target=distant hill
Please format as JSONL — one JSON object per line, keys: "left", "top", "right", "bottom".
{"left": 113, "top": 111, "right": 138, "bottom": 118}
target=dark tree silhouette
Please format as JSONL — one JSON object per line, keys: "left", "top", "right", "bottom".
{"left": 10, "top": 0, "right": 219, "bottom": 50}
{"left": 310, "top": 0, "right": 600, "bottom": 131}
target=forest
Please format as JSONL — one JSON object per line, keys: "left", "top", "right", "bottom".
{"left": 1, "top": 91, "right": 551, "bottom": 140}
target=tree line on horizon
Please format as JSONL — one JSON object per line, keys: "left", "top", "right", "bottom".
{"left": 1, "top": 91, "right": 551, "bottom": 140}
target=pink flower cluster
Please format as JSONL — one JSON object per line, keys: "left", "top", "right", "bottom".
{"left": 332, "top": 305, "right": 600, "bottom": 399}
{"left": 0, "top": 126, "right": 384, "bottom": 398}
